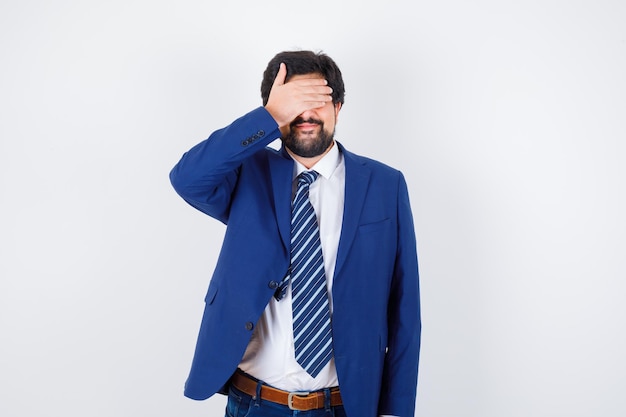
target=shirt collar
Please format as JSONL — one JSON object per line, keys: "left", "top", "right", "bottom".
{"left": 290, "top": 141, "right": 342, "bottom": 181}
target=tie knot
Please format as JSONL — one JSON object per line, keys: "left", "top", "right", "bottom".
{"left": 297, "top": 171, "right": 319, "bottom": 187}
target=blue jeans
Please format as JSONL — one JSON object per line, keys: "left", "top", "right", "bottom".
{"left": 225, "top": 384, "right": 348, "bottom": 417}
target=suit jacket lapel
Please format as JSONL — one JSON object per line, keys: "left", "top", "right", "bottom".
{"left": 269, "top": 147, "right": 294, "bottom": 252}
{"left": 335, "top": 143, "right": 371, "bottom": 278}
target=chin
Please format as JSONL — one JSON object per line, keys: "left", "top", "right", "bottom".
{"left": 283, "top": 128, "right": 335, "bottom": 158}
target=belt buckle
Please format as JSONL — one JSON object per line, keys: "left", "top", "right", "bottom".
{"left": 287, "top": 391, "right": 310, "bottom": 410}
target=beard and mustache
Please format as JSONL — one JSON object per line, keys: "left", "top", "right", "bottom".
{"left": 282, "top": 117, "right": 335, "bottom": 158}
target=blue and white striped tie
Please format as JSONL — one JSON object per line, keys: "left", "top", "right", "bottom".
{"left": 289, "top": 170, "right": 333, "bottom": 377}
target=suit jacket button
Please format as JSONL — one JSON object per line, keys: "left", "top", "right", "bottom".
{"left": 245, "top": 322, "right": 254, "bottom": 331}
{"left": 268, "top": 281, "right": 279, "bottom": 289}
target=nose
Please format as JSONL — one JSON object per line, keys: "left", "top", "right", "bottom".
{"left": 299, "top": 109, "right": 317, "bottom": 120}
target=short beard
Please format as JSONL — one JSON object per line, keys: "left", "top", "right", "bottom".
{"left": 283, "top": 118, "right": 335, "bottom": 158}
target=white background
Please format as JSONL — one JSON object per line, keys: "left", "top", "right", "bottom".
{"left": 1, "top": 1, "right": 625, "bottom": 416}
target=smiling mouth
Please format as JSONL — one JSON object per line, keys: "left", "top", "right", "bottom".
{"left": 291, "top": 118, "right": 322, "bottom": 129}
{"left": 295, "top": 122, "right": 320, "bottom": 131}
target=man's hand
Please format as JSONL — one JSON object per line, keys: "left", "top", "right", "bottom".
{"left": 264, "top": 63, "right": 333, "bottom": 129}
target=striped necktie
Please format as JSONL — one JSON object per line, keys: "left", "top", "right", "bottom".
{"left": 289, "top": 170, "right": 333, "bottom": 377}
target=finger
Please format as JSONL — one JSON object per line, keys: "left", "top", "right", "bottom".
{"left": 272, "top": 63, "right": 287, "bottom": 88}
{"left": 290, "top": 78, "right": 329, "bottom": 87}
{"left": 302, "top": 90, "right": 334, "bottom": 103}
{"left": 314, "top": 85, "right": 333, "bottom": 95}
{"left": 294, "top": 85, "right": 333, "bottom": 99}
{"left": 304, "top": 91, "right": 333, "bottom": 101}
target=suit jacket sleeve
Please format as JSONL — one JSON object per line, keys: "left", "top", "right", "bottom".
{"left": 169, "top": 107, "right": 281, "bottom": 223}
{"left": 378, "top": 172, "right": 421, "bottom": 417}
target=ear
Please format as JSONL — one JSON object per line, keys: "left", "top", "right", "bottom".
{"left": 334, "top": 102, "right": 342, "bottom": 117}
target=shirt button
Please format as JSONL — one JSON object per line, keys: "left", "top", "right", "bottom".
{"left": 268, "top": 281, "right": 279, "bottom": 289}
{"left": 245, "top": 322, "right": 254, "bottom": 331}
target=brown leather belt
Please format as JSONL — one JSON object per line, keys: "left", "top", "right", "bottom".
{"left": 230, "top": 371, "right": 343, "bottom": 411}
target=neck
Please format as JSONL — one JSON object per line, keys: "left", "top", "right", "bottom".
{"left": 286, "top": 141, "right": 335, "bottom": 169}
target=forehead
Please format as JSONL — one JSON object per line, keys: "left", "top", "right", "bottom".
{"left": 287, "top": 72, "right": 324, "bottom": 82}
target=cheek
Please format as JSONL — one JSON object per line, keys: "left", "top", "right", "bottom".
{"left": 330, "top": 112, "right": 339, "bottom": 129}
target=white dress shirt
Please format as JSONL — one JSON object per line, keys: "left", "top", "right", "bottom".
{"left": 239, "top": 141, "right": 344, "bottom": 391}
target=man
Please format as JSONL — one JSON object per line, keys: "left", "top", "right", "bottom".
{"left": 170, "top": 50, "right": 420, "bottom": 417}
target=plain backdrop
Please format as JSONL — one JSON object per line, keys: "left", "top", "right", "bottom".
{"left": 1, "top": 1, "right": 625, "bottom": 416}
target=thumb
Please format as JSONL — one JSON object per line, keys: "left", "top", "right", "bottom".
{"left": 272, "top": 63, "right": 287, "bottom": 87}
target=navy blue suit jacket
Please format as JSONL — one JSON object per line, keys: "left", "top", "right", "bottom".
{"left": 170, "top": 107, "right": 421, "bottom": 417}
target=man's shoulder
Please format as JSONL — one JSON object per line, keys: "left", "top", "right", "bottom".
{"left": 338, "top": 142, "right": 403, "bottom": 177}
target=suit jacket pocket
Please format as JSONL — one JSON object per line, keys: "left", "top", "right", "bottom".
{"left": 358, "top": 218, "right": 391, "bottom": 233}
{"left": 205, "top": 281, "right": 219, "bottom": 305}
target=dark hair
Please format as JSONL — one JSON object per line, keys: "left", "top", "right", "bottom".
{"left": 260, "top": 50, "right": 345, "bottom": 106}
